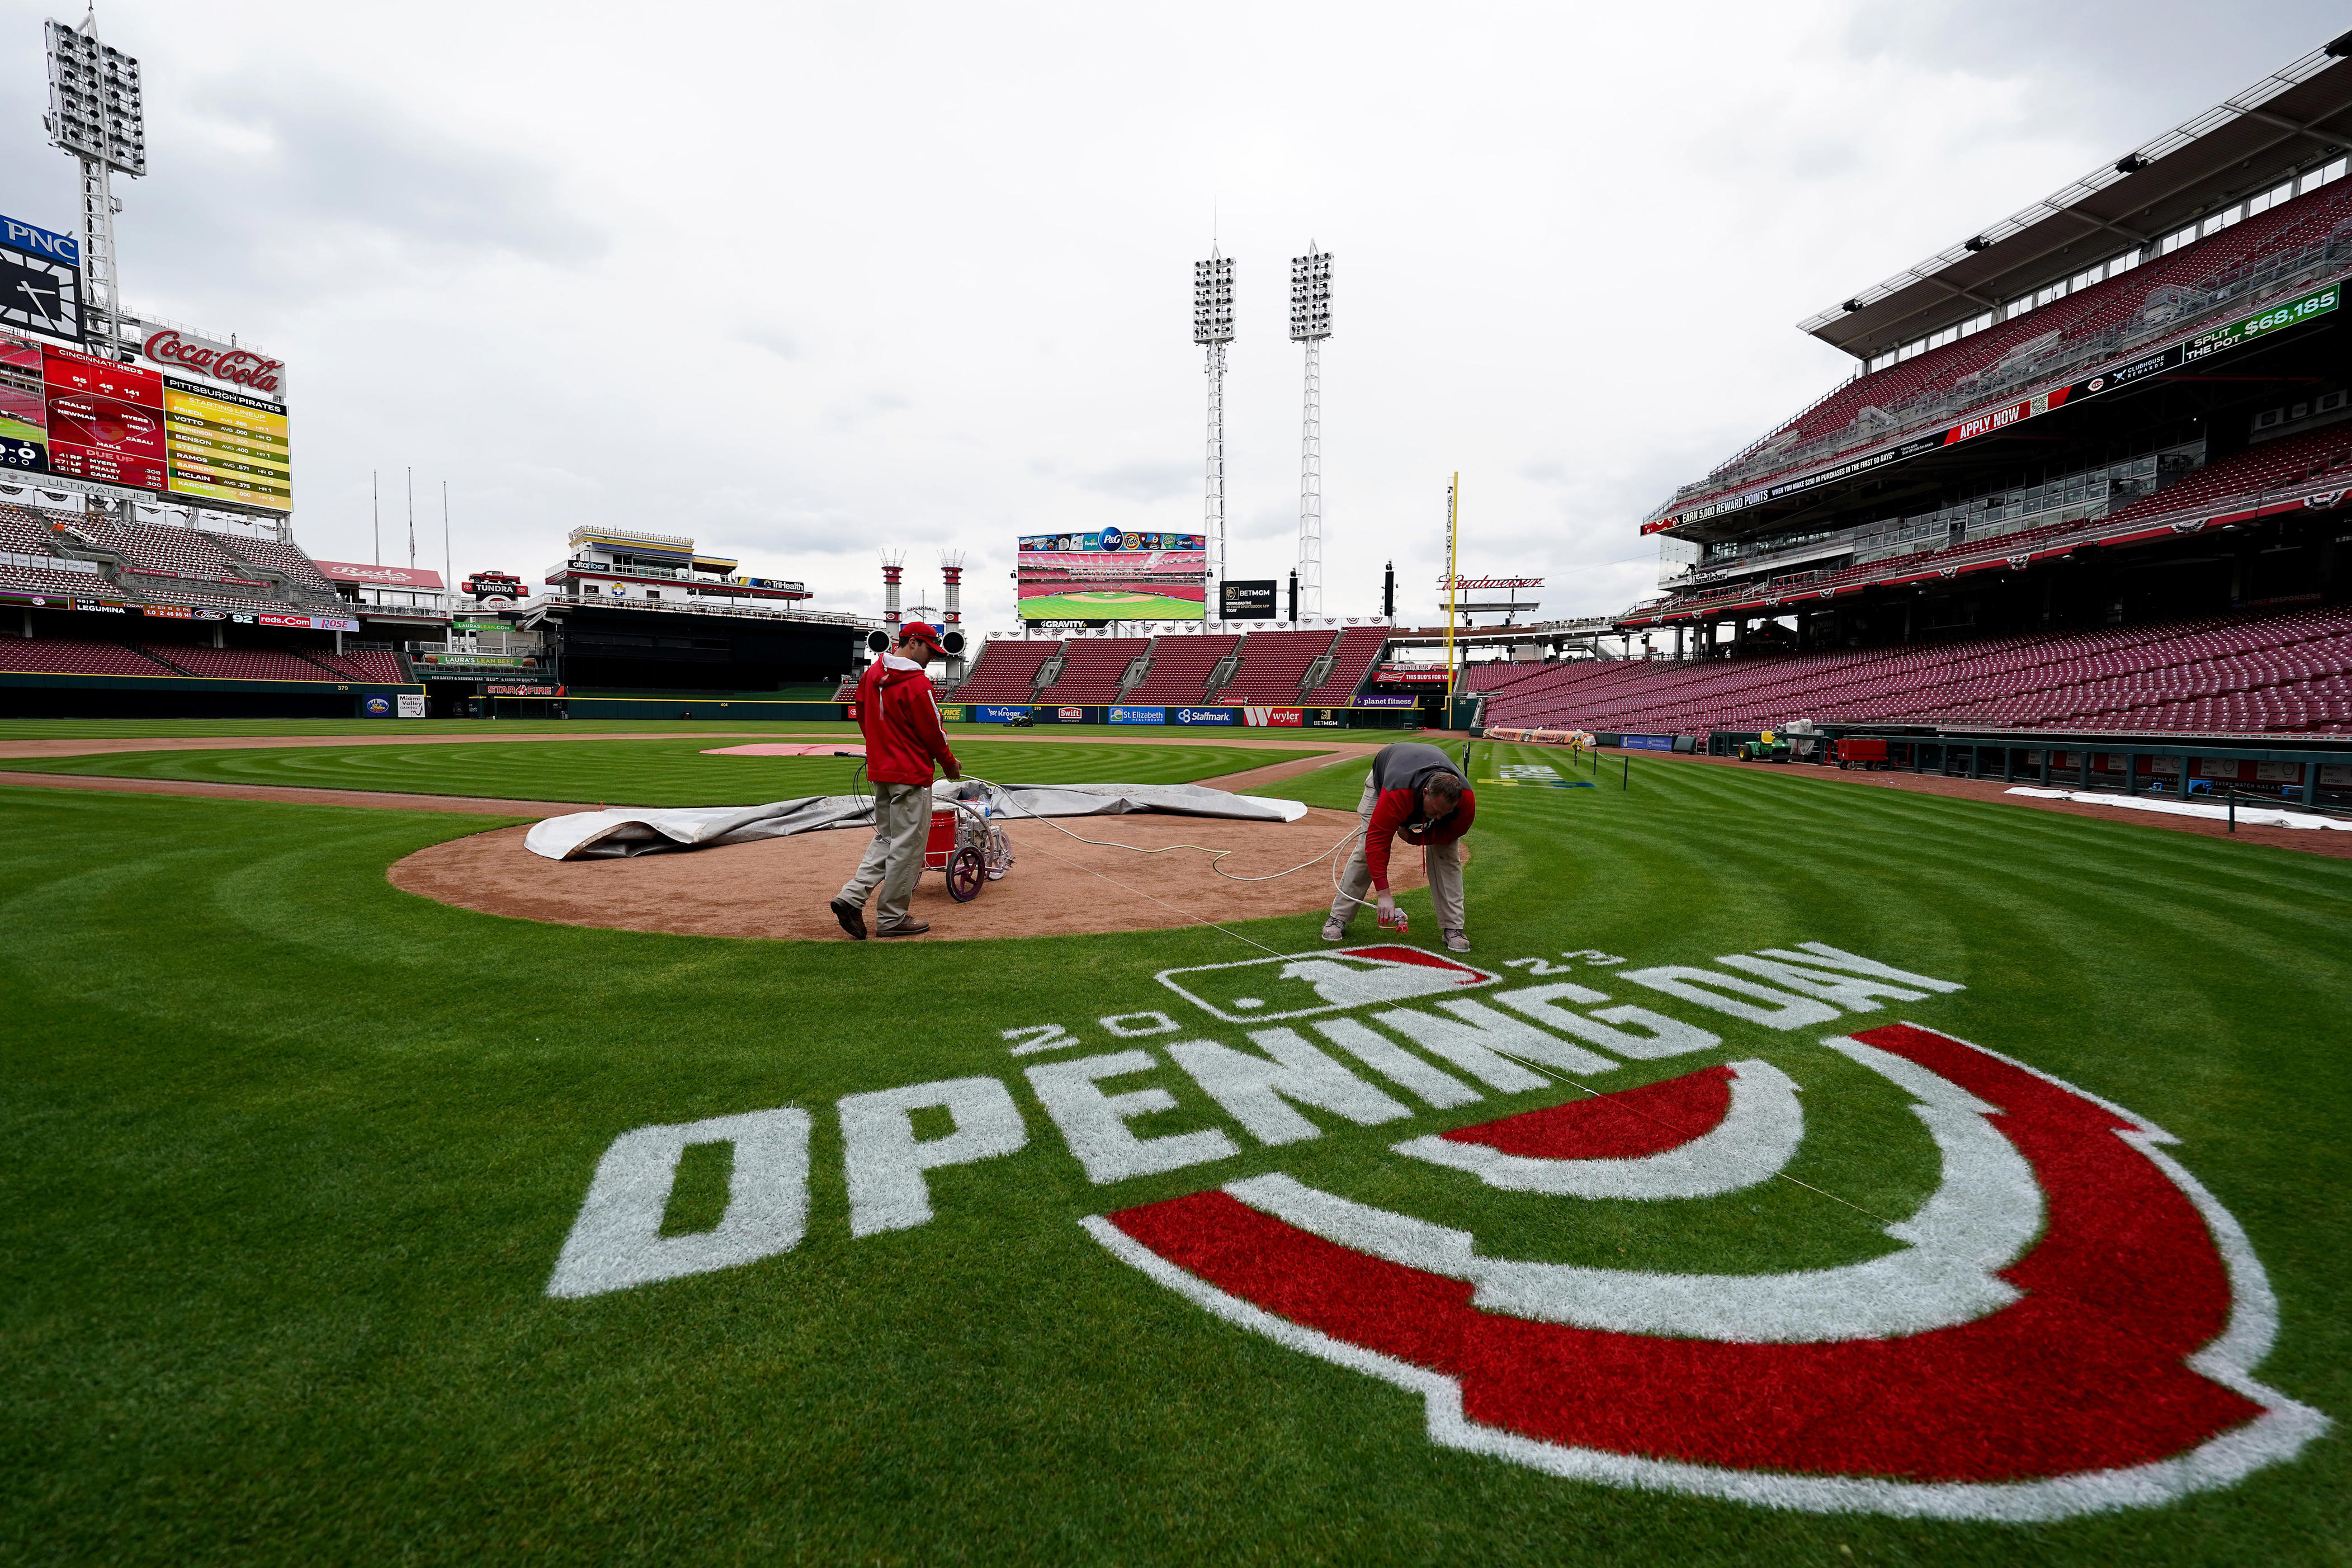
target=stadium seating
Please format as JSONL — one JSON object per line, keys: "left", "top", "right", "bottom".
{"left": 1218, "top": 629, "right": 1338, "bottom": 703}
{"left": 1032, "top": 637, "right": 1150, "bottom": 705}
{"left": 955, "top": 638, "right": 1061, "bottom": 702}
{"left": 1123, "top": 632, "right": 1241, "bottom": 705}
{"left": 1480, "top": 607, "right": 2352, "bottom": 736}
{"left": 0, "top": 560, "right": 105, "bottom": 597}
{"left": 219, "top": 533, "right": 337, "bottom": 592}
{"left": 149, "top": 645, "right": 338, "bottom": 682}
{"left": 87, "top": 514, "right": 244, "bottom": 580}
{"left": 1646, "top": 425, "right": 2352, "bottom": 622}
{"left": 1300, "top": 626, "right": 1392, "bottom": 705}
{"left": 1687, "top": 177, "right": 2352, "bottom": 508}
{"left": 0, "top": 636, "right": 178, "bottom": 676}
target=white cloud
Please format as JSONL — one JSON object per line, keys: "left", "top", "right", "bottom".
{"left": 7, "top": 0, "right": 2335, "bottom": 624}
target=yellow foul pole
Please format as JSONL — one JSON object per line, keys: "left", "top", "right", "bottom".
{"left": 1444, "top": 473, "right": 1460, "bottom": 700}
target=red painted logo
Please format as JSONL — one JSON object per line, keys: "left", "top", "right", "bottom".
{"left": 1086, "top": 1023, "right": 2325, "bottom": 1518}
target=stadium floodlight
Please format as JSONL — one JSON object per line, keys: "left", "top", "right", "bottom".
{"left": 44, "top": 16, "right": 144, "bottom": 363}
{"left": 1194, "top": 251, "right": 1234, "bottom": 610}
{"left": 1291, "top": 245, "right": 1332, "bottom": 614}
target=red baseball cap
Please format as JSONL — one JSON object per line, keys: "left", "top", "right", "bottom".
{"left": 898, "top": 620, "right": 944, "bottom": 650}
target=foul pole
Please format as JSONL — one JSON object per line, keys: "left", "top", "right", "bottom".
{"left": 1444, "top": 474, "right": 1460, "bottom": 694}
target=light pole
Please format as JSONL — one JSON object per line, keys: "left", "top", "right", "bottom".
{"left": 1193, "top": 250, "right": 1233, "bottom": 621}
{"left": 43, "top": 16, "right": 144, "bottom": 365}
{"left": 1290, "top": 244, "right": 1332, "bottom": 615}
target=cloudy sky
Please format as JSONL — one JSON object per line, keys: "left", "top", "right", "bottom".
{"left": 1, "top": 0, "right": 2340, "bottom": 626}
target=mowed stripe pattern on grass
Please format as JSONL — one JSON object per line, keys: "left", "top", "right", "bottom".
{"left": 0, "top": 738, "right": 1329, "bottom": 807}
{"left": 0, "top": 751, "right": 2345, "bottom": 1565}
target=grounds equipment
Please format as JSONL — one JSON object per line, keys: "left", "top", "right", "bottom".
{"left": 924, "top": 786, "right": 1015, "bottom": 902}
{"left": 1831, "top": 737, "right": 1892, "bottom": 771}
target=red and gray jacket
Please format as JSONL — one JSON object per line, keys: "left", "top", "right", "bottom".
{"left": 856, "top": 654, "right": 960, "bottom": 786}
{"left": 1363, "top": 740, "right": 1475, "bottom": 892}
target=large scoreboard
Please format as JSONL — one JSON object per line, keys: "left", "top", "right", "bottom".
{"left": 1017, "top": 527, "right": 1207, "bottom": 622}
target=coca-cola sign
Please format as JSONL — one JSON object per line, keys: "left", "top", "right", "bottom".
{"left": 140, "top": 328, "right": 286, "bottom": 400}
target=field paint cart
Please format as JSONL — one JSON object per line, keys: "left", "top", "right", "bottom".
{"left": 923, "top": 785, "right": 1016, "bottom": 901}
{"left": 1830, "top": 736, "right": 1893, "bottom": 771}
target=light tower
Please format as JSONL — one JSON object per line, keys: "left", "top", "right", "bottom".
{"left": 1290, "top": 245, "right": 1332, "bottom": 615}
{"left": 1193, "top": 250, "right": 1234, "bottom": 616}
{"left": 44, "top": 16, "right": 145, "bottom": 363}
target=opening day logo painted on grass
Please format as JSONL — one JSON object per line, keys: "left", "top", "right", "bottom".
{"left": 546, "top": 942, "right": 2325, "bottom": 1520}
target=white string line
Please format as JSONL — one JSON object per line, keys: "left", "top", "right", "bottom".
{"left": 1463, "top": 1041, "right": 1896, "bottom": 1227}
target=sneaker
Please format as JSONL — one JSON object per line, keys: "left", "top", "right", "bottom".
{"left": 1321, "top": 918, "right": 1348, "bottom": 942}
{"left": 876, "top": 920, "right": 931, "bottom": 938}
{"left": 829, "top": 898, "right": 867, "bottom": 941}
{"left": 1443, "top": 930, "right": 1471, "bottom": 953}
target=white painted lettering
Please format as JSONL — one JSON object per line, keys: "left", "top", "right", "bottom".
{"left": 1716, "top": 955, "right": 1926, "bottom": 1010}
{"left": 1025, "top": 1050, "right": 1239, "bottom": 1184}
{"left": 839, "top": 1076, "right": 1028, "bottom": 1238}
{"left": 1494, "top": 983, "right": 1723, "bottom": 1059}
{"left": 1375, "top": 998, "right": 1618, "bottom": 1079}
{"left": 546, "top": 1108, "right": 811, "bottom": 1298}
{"left": 1310, "top": 1017, "right": 1484, "bottom": 1108}
{"left": 1168, "top": 1030, "right": 1413, "bottom": 1146}
{"left": 1618, "top": 966, "right": 1841, "bottom": 1030}
{"left": 1751, "top": 942, "right": 1966, "bottom": 993}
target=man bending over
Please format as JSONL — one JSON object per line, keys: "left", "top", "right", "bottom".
{"left": 1324, "top": 740, "right": 1477, "bottom": 952}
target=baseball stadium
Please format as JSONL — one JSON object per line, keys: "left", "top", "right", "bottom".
{"left": 6, "top": 15, "right": 2351, "bottom": 1568}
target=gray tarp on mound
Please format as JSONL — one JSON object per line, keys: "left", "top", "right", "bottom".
{"left": 522, "top": 780, "right": 1311, "bottom": 861}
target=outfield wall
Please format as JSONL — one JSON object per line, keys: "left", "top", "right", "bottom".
{"left": 0, "top": 670, "right": 423, "bottom": 720}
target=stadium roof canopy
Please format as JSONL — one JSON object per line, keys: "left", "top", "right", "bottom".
{"left": 1803, "top": 34, "right": 2352, "bottom": 360}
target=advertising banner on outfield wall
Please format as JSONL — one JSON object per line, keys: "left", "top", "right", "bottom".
{"left": 1172, "top": 707, "right": 1235, "bottom": 725}
{"left": 1353, "top": 694, "right": 1419, "bottom": 709}
{"left": 1621, "top": 733, "right": 1676, "bottom": 750}
{"left": 976, "top": 705, "right": 1032, "bottom": 724}
{"left": 1109, "top": 706, "right": 1164, "bottom": 724}
{"left": 1240, "top": 707, "right": 1303, "bottom": 726}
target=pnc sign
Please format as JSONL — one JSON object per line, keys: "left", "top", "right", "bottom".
{"left": 544, "top": 941, "right": 2325, "bottom": 1520}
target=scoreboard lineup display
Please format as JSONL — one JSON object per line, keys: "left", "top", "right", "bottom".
{"left": 0, "top": 328, "right": 291, "bottom": 511}
{"left": 1017, "top": 527, "right": 1208, "bottom": 621}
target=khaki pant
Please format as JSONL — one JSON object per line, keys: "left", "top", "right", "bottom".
{"left": 1328, "top": 778, "right": 1465, "bottom": 935}
{"left": 837, "top": 781, "right": 932, "bottom": 932}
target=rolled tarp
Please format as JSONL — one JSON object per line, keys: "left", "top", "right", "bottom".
{"left": 522, "top": 778, "right": 1310, "bottom": 861}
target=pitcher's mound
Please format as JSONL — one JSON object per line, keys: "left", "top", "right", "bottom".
{"left": 389, "top": 806, "right": 1425, "bottom": 942}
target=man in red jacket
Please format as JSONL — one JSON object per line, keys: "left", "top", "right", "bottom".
{"left": 1324, "top": 740, "right": 1477, "bottom": 952}
{"left": 830, "top": 621, "right": 962, "bottom": 939}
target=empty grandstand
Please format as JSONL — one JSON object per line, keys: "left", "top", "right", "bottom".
{"left": 1482, "top": 607, "right": 2351, "bottom": 736}
{"left": 1590, "top": 39, "right": 2352, "bottom": 754}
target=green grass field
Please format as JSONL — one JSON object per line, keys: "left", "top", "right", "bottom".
{"left": 0, "top": 738, "right": 1325, "bottom": 806}
{"left": 0, "top": 717, "right": 1400, "bottom": 743}
{"left": 1014, "top": 589, "right": 1205, "bottom": 621}
{"left": 3, "top": 739, "right": 2344, "bottom": 1564}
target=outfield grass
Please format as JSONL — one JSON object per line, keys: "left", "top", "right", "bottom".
{"left": 0, "top": 717, "right": 1405, "bottom": 743}
{"left": 3, "top": 744, "right": 2344, "bottom": 1564}
{"left": 0, "top": 738, "right": 1329, "bottom": 806}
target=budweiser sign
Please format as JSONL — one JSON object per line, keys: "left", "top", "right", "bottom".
{"left": 140, "top": 328, "right": 286, "bottom": 399}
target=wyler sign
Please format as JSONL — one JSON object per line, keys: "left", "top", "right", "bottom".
{"left": 544, "top": 939, "right": 2325, "bottom": 1521}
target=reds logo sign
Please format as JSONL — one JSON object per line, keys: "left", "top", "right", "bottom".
{"left": 1084, "top": 1021, "right": 2325, "bottom": 1520}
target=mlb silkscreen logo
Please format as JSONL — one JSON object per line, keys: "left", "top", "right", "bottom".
{"left": 1158, "top": 946, "right": 1499, "bottom": 1023}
